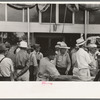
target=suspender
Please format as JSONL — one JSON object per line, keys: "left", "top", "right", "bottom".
{"left": 0, "top": 57, "right": 6, "bottom": 77}
{"left": 0, "top": 57, "right": 5, "bottom": 63}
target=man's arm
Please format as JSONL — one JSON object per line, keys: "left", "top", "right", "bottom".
{"left": 65, "top": 53, "right": 71, "bottom": 74}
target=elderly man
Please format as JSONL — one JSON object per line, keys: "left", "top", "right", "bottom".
{"left": 55, "top": 42, "right": 71, "bottom": 75}
{"left": 0, "top": 44, "right": 14, "bottom": 81}
{"left": 15, "top": 41, "right": 30, "bottom": 81}
{"left": 75, "top": 37, "right": 93, "bottom": 81}
{"left": 87, "top": 43, "right": 98, "bottom": 76}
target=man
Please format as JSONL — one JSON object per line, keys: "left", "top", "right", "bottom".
{"left": 29, "top": 46, "right": 38, "bottom": 81}
{"left": 0, "top": 44, "right": 14, "bottom": 81}
{"left": 75, "top": 37, "right": 93, "bottom": 81}
{"left": 87, "top": 43, "right": 98, "bottom": 76}
{"left": 37, "top": 49, "right": 60, "bottom": 81}
{"left": 33, "top": 44, "right": 43, "bottom": 65}
{"left": 55, "top": 42, "right": 71, "bottom": 75}
{"left": 15, "top": 41, "right": 30, "bottom": 81}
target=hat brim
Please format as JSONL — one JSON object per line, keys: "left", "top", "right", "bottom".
{"left": 59, "top": 47, "right": 70, "bottom": 49}
{"left": 76, "top": 41, "right": 86, "bottom": 47}
{"left": 19, "top": 46, "right": 28, "bottom": 48}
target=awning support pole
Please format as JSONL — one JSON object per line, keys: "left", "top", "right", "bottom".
{"left": 27, "top": 7, "right": 30, "bottom": 46}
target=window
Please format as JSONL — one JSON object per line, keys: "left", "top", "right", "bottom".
{"left": 0, "top": 4, "right": 5, "bottom": 21}
{"left": 7, "top": 5, "right": 22, "bottom": 22}
{"left": 89, "top": 11, "right": 100, "bottom": 24}
{"left": 59, "top": 4, "right": 72, "bottom": 23}
{"left": 75, "top": 10, "right": 85, "bottom": 24}
{"left": 29, "top": 6, "right": 39, "bottom": 22}
{"left": 41, "top": 4, "right": 56, "bottom": 23}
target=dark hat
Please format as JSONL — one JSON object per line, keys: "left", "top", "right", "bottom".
{"left": 5, "top": 42, "right": 11, "bottom": 48}
{"left": 0, "top": 44, "right": 7, "bottom": 52}
{"left": 34, "top": 44, "right": 41, "bottom": 49}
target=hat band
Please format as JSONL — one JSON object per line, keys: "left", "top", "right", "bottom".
{"left": 77, "top": 40, "right": 85, "bottom": 45}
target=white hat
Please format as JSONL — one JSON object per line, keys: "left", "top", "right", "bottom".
{"left": 87, "top": 43, "right": 97, "bottom": 48}
{"left": 19, "top": 41, "right": 28, "bottom": 48}
{"left": 59, "top": 42, "right": 70, "bottom": 49}
{"left": 57, "top": 41, "right": 62, "bottom": 45}
{"left": 55, "top": 41, "right": 62, "bottom": 48}
{"left": 55, "top": 44, "right": 60, "bottom": 48}
{"left": 76, "top": 37, "right": 86, "bottom": 46}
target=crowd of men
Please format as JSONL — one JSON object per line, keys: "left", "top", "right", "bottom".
{"left": 0, "top": 36, "right": 100, "bottom": 81}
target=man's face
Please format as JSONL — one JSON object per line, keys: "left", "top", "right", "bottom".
{"left": 36, "top": 47, "right": 41, "bottom": 52}
{"left": 90, "top": 47, "right": 97, "bottom": 54}
{"left": 60, "top": 48, "right": 67, "bottom": 54}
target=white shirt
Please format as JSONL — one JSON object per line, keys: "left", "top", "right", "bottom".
{"left": 0, "top": 55, "right": 14, "bottom": 77}
{"left": 29, "top": 52, "right": 38, "bottom": 66}
{"left": 89, "top": 52, "right": 98, "bottom": 69}
{"left": 33, "top": 50, "right": 43, "bottom": 61}
{"left": 37, "top": 57, "right": 60, "bottom": 81}
{"left": 76, "top": 48, "right": 92, "bottom": 69}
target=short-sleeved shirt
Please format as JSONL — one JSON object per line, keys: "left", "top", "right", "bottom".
{"left": 29, "top": 52, "right": 38, "bottom": 66}
{"left": 7, "top": 46, "right": 17, "bottom": 65}
{"left": 0, "top": 55, "right": 14, "bottom": 77}
{"left": 37, "top": 57, "right": 60, "bottom": 81}
{"left": 16, "top": 49, "right": 30, "bottom": 68}
{"left": 33, "top": 51, "right": 43, "bottom": 61}
{"left": 89, "top": 52, "right": 98, "bottom": 69}
{"left": 56, "top": 52, "right": 71, "bottom": 68}
{"left": 76, "top": 48, "right": 92, "bottom": 69}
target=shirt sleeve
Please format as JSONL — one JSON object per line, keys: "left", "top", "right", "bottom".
{"left": 85, "top": 52, "right": 92, "bottom": 64}
{"left": 67, "top": 53, "right": 71, "bottom": 63}
{"left": 6, "top": 58, "right": 14, "bottom": 72}
{"left": 47, "top": 64, "right": 60, "bottom": 76}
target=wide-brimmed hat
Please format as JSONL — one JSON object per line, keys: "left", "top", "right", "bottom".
{"left": 76, "top": 38, "right": 86, "bottom": 46}
{"left": 59, "top": 42, "right": 70, "bottom": 49}
{"left": 87, "top": 43, "right": 97, "bottom": 48}
{"left": 19, "top": 41, "right": 28, "bottom": 48}
{"left": 0, "top": 44, "right": 7, "bottom": 51}
{"left": 55, "top": 41, "right": 62, "bottom": 48}
{"left": 34, "top": 44, "right": 41, "bottom": 49}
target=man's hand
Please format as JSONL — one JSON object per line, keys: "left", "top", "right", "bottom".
{"left": 65, "top": 70, "right": 69, "bottom": 75}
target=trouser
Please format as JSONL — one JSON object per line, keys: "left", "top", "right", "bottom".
{"left": 0, "top": 77, "right": 11, "bottom": 81}
{"left": 94, "top": 70, "right": 100, "bottom": 81}
{"left": 29, "top": 65, "right": 37, "bottom": 81}
{"left": 16, "top": 70, "right": 29, "bottom": 81}
{"left": 73, "top": 67, "right": 91, "bottom": 81}
{"left": 56, "top": 67, "right": 67, "bottom": 75}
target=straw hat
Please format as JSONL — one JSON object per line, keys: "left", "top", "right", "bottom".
{"left": 76, "top": 37, "right": 86, "bottom": 46}
{"left": 55, "top": 41, "right": 62, "bottom": 48}
{"left": 87, "top": 43, "right": 97, "bottom": 48}
{"left": 19, "top": 41, "right": 28, "bottom": 48}
{"left": 59, "top": 42, "right": 70, "bottom": 49}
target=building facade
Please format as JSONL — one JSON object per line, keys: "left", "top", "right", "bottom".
{"left": 0, "top": 3, "right": 100, "bottom": 54}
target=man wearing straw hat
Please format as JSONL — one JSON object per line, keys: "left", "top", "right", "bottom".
{"left": 15, "top": 41, "right": 30, "bottom": 81}
{"left": 75, "top": 37, "right": 94, "bottom": 81}
{"left": 87, "top": 43, "right": 98, "bottom": 76}
{"left": 55, "top": 42, "right": 71, "bottom": 75}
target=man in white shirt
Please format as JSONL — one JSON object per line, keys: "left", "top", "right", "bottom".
{"left": 87, "top": 43, "right": 98, "bottom": 76}
{"left": 0, "top": 44, "right": 14, "bottom": 81}
{"left": 37, "top": 49, "right": 60, "bottom": 81}
{"left": 33, "top": 44, "right": 43, "bottom": 65}
{"left": 75, "top": 37, "right": 93, "bottom": 81}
